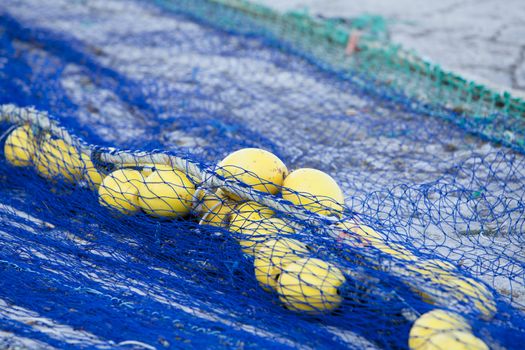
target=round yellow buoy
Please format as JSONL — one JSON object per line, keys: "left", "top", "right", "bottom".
{"left": 217, "top": 148, "right": 288, "bottom": 200}
{"left": 80, "top": 152, "right": 104, "bottom": 189}
{"left": 406, "top": 266, "right": 496, "bottom": 320}
{"left": 199, "top": 197, "right": 236, "bottom": 228}
{"left": 336, "top": 219, "right": 383, "bottom": 242}
{"left": 408, "top": 309, "right": 471, "bottom": 350}
{"left": 138, "top": 169, "right": 196, "bottom": 218}
{"left": 440, "top": 275, "right": 496, "bottom": 320}
{"left": 282, "top": 168, "right": 344, "bottom": 217}
{"left": 422, "top": 259, "right": 457, "bottom": 272}
{"left": 254, "top": 238, "right": 309, "bottom": 291}
{"left": 236, "top": 217, "right": 295, "bottom": 255}
{"left": 33, "top": 136, "right": 83, "bottom": 182}
{"left": 98, "top": 169, "right": 146, "bottom": 214}
{"left": 374, "top": 242, "right": 418, "bottom": 261}
{"left": 276, "top": 257, "right": 346, "bottom": 313}
{"left": 230, "top": 201, "right": 274, "bottom": 232}
{"left": 194, "top": 189, "right": 227, "bottom": 217}
{"left": 423, "top": 331, "right": 488, "bottom": 350}
{"left": 4, "top": 125, "right": 36, "bottom": 167}
{"left": 337, "top": 219, "right": 416, "bottom": 260}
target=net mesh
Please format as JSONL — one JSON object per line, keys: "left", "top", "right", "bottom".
{"left": 0, "top": 0, "right": 524, "bottom": 349}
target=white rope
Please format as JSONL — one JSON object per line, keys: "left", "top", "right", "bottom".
{"left": 0, "top": 124, "right": 17, "bottom": 143}
{"left": 0, "top": 104, "right": 88, "bottom": 152}
{"left": 117, "top": 340, "right": 157, "bottom": 350}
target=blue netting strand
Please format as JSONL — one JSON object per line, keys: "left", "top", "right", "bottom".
{"left": 0, "top": 0, "right": 524, "bottom": 349}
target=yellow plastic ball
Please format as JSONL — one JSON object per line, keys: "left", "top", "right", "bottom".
{"left": 407, "top": 270, "right": 449, "bottom": 306}
{"left": 98, "top": 169, "right": 146, "bottom": 214}
{"left": 407, "top": 264, "right": 496, "bottom": 320}
{"left": 405, "top": 262, "right": 448, "bottom": 305}
{"left": 80, "top": 152, "right": 104, "bottom": 189}
{"left": 138, "top": 169, "right": 196, "bottom": 218}
{"left": 194, "top": 189, "right": 228, "bottom": 217}
{"left": 421, "top": 259, "right": 457, "bottom": 272}
{"left": 237, "top": 217, "right": 295, "bottom": 255}
{"left": 407, "top": 261, "right": 451, "bottom": 280}
{"left": 440, "top": 275, "right": 496, "bottom": 320}
{"left": 254, "top": 238, "right": 309, "bottom": 291}
{"left": 374, "top": 242, "right": 418, "bottom": 261}
{"left": 405, "top": 259, "right": 459, "bottom": 303}
{"left": 336, "top": 219, "right": 383, "bottom": 242}
{"left": 408, "top": 309, "right": 470, "bottom": 350}
{"left": 424, "top": 331, "right": 488, "bottom": 350}
{"left": 217, "top": 148, "right": 288, "bottom": 200}
{"left": 199, "top": 198, "right": 235, "bottom": 228}
{"left": 230, "top": 201, "right": 274, "bottom": 232}
{"left": 4, "top": 125, "right": 36, "bottom": 167}
{"left": 337, "top": 219, "right": 416, "bottom": 261}
{"left": 34, "top": 136, "right": 83, "bottom": 182}
{"left": 282, "top": 168, "right": 344, "bottom": 217}
{"left": 276, "top": 257, "right": 346, "bottom": 313}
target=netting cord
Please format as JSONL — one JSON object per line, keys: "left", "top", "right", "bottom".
{"left": 0, "top": 103, "right": 497, "bottom": 320}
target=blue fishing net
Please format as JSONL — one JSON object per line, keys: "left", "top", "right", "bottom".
{"left": 0, "top": 0, "right": 524, "bottom": 349}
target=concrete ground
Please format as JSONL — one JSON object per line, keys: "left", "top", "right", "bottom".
{"left": 258, "top": 0, "right": 525, "bottom": 95}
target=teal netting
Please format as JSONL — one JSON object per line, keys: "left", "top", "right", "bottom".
{"left": 0, "top": 0, "right": 524, "bottom": 349}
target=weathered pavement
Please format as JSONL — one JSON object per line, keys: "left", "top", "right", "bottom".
{"left": 259, "top": 0, "right": 525, "bottom": 95}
